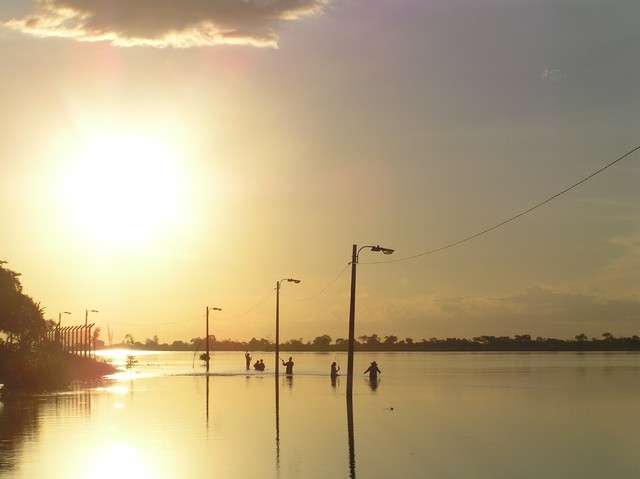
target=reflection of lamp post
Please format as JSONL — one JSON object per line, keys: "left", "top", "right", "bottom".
{"left": 346, "top": 396, "right": 356, "bottom": 478}
{"left": 346, "top": 245, "right": 394, "bottom": 398}
{"left": 85, "top": 309, "right": 98, "bottom": 357}
{"left": 275, "top": 278, "right": 301, "bottom": 377}
{"left": 205, "top": 306, "right": 222, "bottom": 372}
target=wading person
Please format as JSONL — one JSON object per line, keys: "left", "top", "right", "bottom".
{"left": 282, "top": 356, "right": 294, "bottom": 375}
{"left": 364, "top": 361, "right": 381, "bottom": 382}
{"left": 245, "top": 352, "right": 252, "bottom": 370}
{"left": 254, "top": 359, "right": 265, "bottom": 371}
{"left": 330, "top": 362, "right": 340, "bottom": 377}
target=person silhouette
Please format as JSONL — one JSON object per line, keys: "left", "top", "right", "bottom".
{"left": 364, "top": 361, "right": 381, "bottom": 381}
{"left": 282, "top": 356, "right": 294, "bottom": 375}
{"left": 245, "top": 352, "right": 252, "bottom": 370}
{"left": 254, "top": 359, "right": 265, "bottom": 371}
{"left": 330, "top": 362, "right": 340, "bottom": 377}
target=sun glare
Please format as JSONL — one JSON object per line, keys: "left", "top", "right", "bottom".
{"left": 60, "top": 132, "right": 187, "bottom": 250}
{"left": 92, "top": 443, "right": 152, "bottom": 479}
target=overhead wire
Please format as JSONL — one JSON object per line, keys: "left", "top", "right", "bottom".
{"left": 363, "top": 144, "right": 640, "bottom": 265}
{"left": 105, "top": 288, "right": 277, "bottom": 329}
{"left": 228, "top": 288, "right": 276, "bottom": 320}
{"left": 106, "top": 314, "right": 203, "bottom": 328}
{"left": 281, "top": 262, "right": 351, "bottom": 302}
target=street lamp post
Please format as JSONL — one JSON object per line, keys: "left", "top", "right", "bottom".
{"left": 85, "top": 309, "right": 98, "bottom": 357}
{"left": 57, "top": 311, "right": 70, "bottom": 349}
{"left": 275, "top": 278, "right": 301, "bottom": 377}
{"left": 205, "top": 306, "right": 222, "bottom": 372}
{"left": 58, "top": 311, "right": 71, "bottom": 328}
{"left": 346, "top": 244, "right": 394, "bottom": 398}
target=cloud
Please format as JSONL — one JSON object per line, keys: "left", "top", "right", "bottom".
{"left": 599, "top": 233, "right": 640, "bottom": 288}
{"left": 371, "top": 286, "right": 640, "bottom": 339}
{"left": 541, "top": 66, "right": 565, "bottom": 82}
{"left": 3, "top": 0, "right": 332, "bottom": 48}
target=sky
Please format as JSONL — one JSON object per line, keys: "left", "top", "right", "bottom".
{"left": 1, "top": 0, "right": 638, "bottom": 345}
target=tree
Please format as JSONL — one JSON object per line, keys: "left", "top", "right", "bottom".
{"left": 574, "top": 333, "right": 588, "bottom": 342}
{"left": 312, "top": 335, "right": 332, "bottom": 350}
{"left": 0, "top": 262, "right": 46, "bottom": 348}
{"left": 383, "top": 335, "right": 398, "bottom": 345}
{"left": 334, "top": 338, "right": 347, "bottom": 350}
{"left": 92, "top": 327, "right": 102, "bottom": 350}
{"left": 247, "top": 337, "right": 271, "bottom": 351}
{"left": 284, "top": 338, "right": 307, "bottom": 350}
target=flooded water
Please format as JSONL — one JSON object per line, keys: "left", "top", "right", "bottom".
{"left": 1, "top": 351, "right": 640, "bottom": 478}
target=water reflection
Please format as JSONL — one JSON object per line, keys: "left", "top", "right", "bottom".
{"left": 346, "top": 396, "right": 356, "bottom": 478}
{"left": 272, "top": 368, "right": 355, "bottom": 478}
{"left": 275, "top": 373, "right": 280, "bottom": 472}
{"left": 0, "top": 396, "right": 39, "bottom": 473}
{"left": 0, "top": 386, "right": 95, "bottom": 474}
{"left": 6, "top": 352, "right": 635, "bottom": 478}
{"left": 205, "top": 374, "right": 210, "bottom": 430}
{"left": 368, "top": 378, "right": 379, "bottom": 392}
{"left": 273, "top": 374, "right": 293, "bottom": 476}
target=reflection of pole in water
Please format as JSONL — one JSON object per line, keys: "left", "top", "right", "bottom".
{"left": 205, "top": 375, "right": 210, "bottom": 430}
{"left": 275, "top": 375, "right": 281, "bottom": 473}
{"left": 347, "top": 396, "right": 356, "bottom": 478}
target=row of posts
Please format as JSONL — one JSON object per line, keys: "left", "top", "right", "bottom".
{"left": 44, "top": 324, "right": 96, "bottom": 357}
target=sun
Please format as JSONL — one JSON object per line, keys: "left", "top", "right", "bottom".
{"left": 60, "top": 130, "right": 188, "bottom": 250}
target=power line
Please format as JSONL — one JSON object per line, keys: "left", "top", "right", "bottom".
{"left": 104, "top": 289, "right": 276, "bottom": 330}
{"left": 97, "top": 287, "right": 278, "bottom": 335}
{"left": 283, "top": 263, "right": 351, "bottom": 302}
{"left": 228, "top": 288, "right": 275, "bottom": 320}
{"left": 364, "top": 144, "right": 640, "bottom": 265}
{"left": 106, "top": 314, "right": 203, "bottom": 328}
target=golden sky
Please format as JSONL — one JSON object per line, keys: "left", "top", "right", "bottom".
{"left": 1, "top": 0, "right": 638, "bottom": 344}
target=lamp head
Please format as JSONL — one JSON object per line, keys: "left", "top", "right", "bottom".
{"left": 287, "top": 278, "right": 301, "bottom": 284}
{"left": 371, "top": 245, "right": 394, "bottom": 255}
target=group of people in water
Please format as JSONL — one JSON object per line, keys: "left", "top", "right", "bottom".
{"left": 244, "top": 352, "right": 381, "bottom": 381}
{"left": 246, "top": 353, "right": 294, "bottom": 374}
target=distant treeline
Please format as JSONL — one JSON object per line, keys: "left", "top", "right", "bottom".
{"left": 105, "top": 332, "right": 640, "bottom": 352}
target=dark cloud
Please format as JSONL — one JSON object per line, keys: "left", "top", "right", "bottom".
{"left": 4, "top": 0, "right": 331, "bottom": 48}
{"left": 376, "top": 286, "right": 640, "bottom": 339}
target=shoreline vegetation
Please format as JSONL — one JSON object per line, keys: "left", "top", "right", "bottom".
{"left": 0, "top": 345, "right": 118, "bottom": 396}
{"left": 0, "top": 261, "right": 118, "bottom": 396}
{"left": 111, "top": 332, "right": 640, "bottom": 353}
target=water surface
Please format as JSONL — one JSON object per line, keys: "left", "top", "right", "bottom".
{"left": 1, "top": 351, "right": 639, "bottom": 478}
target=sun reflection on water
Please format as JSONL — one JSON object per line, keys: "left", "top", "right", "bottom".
{"left": 91, "top": 443, "right": 155, "bottom": 479}
{"left": 96, "top": 385, "right": 129, "bottom": 395}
